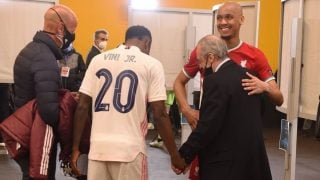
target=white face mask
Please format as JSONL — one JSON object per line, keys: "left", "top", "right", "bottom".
{"left": 56, "top": 34, "right": 64, "bottom": 48}
{"left": 98, "top": 41, "right": 107, "bottom": 50}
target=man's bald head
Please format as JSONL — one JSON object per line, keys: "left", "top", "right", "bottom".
{"left": 218, "top": 2, "right": 243, "bottom": 17}
{"left": 43, "top": 5, "right": 78, "bottom": 48}
{"left": 44, "top": 4, "right": 78, "bottom": 33}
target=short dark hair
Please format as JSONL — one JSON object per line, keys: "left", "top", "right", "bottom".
{"left": 125, "top": 25, "right": 152, "bottom": 42}
{"left": 94, "top": 29, "right": 108, "bottom": 40}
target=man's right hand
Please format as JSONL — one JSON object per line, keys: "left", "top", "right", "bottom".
{"left": 171, "top": 152, "right": 187, "bottom": 175}
{"left": 182, "top": 108, "right": 199, "bottom": 130}
{"left": 70, "top": 149, "right": 82, "bottom": 177}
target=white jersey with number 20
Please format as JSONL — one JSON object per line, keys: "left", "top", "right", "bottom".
{"left": 80, "top": 45, "right": 167, "bottom": 162}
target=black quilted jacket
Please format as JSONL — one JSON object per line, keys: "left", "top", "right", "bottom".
{"left": 13, "top": 31, "right": 63, "bottom": 127}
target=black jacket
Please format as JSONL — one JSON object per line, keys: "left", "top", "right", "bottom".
{"left": 179, "top": 60, "right": 272, "bottom": 180}
{"left": 14, "top": 31, "right": 62, "bottom": 127}
{"left": 85, "top": 45, "right": 101, "bottom": 68}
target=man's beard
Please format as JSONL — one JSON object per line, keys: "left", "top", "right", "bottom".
{"left": 220, "top": 35, "right": 232, "bottom": 41}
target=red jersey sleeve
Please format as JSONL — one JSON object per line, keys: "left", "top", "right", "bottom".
{"left": 253, "top": 49, "right": 274, "bottom": 81}
{"left": 183, "top": 48, "right": 200, "bottom": 78}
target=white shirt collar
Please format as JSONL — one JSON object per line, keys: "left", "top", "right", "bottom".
{"left": 93, "top": 44, "right": 103, "bottom": 53}
{"left": 215, "top": 57, "right": 231, "bottom": 72}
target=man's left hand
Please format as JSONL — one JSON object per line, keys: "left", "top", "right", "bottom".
{"left": 242, "top": 72, "right": 268, "bottom": 95}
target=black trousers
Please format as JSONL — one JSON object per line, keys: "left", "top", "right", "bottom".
{"left": 0, "top": 83, "right": 10, "bottom": 142}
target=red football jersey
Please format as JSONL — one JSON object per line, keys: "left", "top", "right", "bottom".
{"left": 183, "top": 41, "right": 274, "bottom": 81}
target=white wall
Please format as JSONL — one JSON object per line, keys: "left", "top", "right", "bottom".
{"left": 0, "top": 0, "right": 56, "bottom": 83}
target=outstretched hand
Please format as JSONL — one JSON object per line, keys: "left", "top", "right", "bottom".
{"left": 242, "top": 72, "right": 268, "bottom": 95}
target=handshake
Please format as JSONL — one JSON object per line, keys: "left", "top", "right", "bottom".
{"left": 170, "top": 151, "right": 190, "bottom": 175}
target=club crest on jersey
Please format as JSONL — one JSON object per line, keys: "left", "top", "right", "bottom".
{"left": 240, "top": 60, "right": 247, "bottom": 67}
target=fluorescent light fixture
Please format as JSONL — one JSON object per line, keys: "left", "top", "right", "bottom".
{"left": 131, "top": 0, "right": 158, "bottom": 10}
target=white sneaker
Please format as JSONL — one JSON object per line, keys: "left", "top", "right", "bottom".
{"left": 149, "top": 138, "right": 163, "bottom": 148}
{"left": 147, "top": 123, "right": 154, "bottom": 130}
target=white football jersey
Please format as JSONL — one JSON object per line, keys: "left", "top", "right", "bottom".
{"left": 80, "top": 45, "right": 166, "bottom": 162}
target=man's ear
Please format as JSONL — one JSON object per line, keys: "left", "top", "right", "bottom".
{"left": 240, "top": 15, "right": 245, "bottom": 25}
{"left": 209, "top": 58, "right": 214, "bottom": 65}
{"left": 208, "top": 53, "right": 215, "bottom": 62}
{"left": 56, "top": 24, "right": 64, "bottom": 35}
{"left": 144, "top": 38, "right": 149, "bottom": 48}
{"left": 144, "top": 38, "right": 151, "bottom": 53}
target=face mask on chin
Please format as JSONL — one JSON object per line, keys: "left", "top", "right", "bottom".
{"left": 62, "top": 43, "right": 73, "bottom": 55}
{"left": 204, "top": 67, "right": 213, "bottom": 77}
{"left": 98, "top": 41, "right": 107, "bottom": 50}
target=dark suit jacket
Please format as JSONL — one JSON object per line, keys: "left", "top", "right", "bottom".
{"left": 85, "top": 46, "right": 101, "bottom": 68}
{"left": 179, "top": 60, "right": 272, "bottom": 180}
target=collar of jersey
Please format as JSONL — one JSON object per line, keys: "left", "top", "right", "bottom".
{"left": 118, "top": 44, "right": 141, "bottom": 52}
{"left": 228, "top": 40, "right": 243, "bottom": 52}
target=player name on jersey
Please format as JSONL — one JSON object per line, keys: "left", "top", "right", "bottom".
{"left": 104, "top": 53, "right": 136, "bottom": 63}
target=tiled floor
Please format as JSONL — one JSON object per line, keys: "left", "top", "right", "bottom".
{"left": 0, "top": 127, "right": 320, "bottom": 180}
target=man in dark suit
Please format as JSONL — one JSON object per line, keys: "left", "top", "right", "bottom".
{"left": 177, "top": 35, "right": 272, "bottom": 180}
{"left": 85, "top": 29, "right": 108, "bottom": 68}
